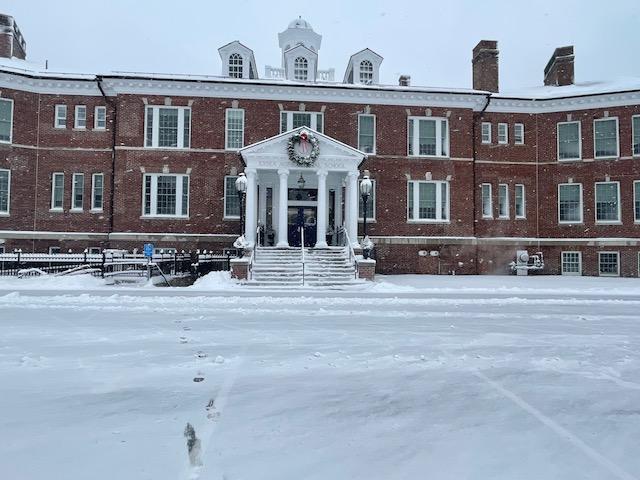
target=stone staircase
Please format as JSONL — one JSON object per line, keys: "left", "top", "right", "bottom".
{"left": 248, "top": 246, "right": 364, "bottom": 288}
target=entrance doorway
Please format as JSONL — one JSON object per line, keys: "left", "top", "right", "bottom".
{"left": 288, "top": 206, "right": 317, "bottom": 247}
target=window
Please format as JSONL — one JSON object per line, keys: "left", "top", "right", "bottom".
{"left": 497, "top": 123, "right": 508, "bottom": 144}
{"left": 280, "top": 111, "right": 323, "bottom": 133}
{"left": 94, "top": 106, "right": 106, "bottom": 130}
{"left": 92, "top": 173, "right": 104, "bottom": 211}
{"left": 144, "top": 106, "right": 191, "bottom": 148}
{"left": 358, "top": 114, "right": 376, "bottom": 154}
{"left": 481, "top": 122, "right": 491, "bottom": 144}
{"left": 408, "top": 117, "right": 449, "bottom": 157}
{"left": 51, "top": 173, "right": 64, "bottom": 210}
{"left": 481, "top": 183, "right": 492, "bottom": 218}
{"left": 74, "top": 105, "right": 86, "bottom": 129}
{"left": 49, "top": 246, "right": 61, "bottom": 255}
{"left": 71, "top": 173, "right": 84, "bottom": 210}
{"left": 407, "top": 180, "right": 449, "bottom": 222}
{"left": 54, "top": 105, "right": 67, "bottom": 129}
{"left": 359, "top": 60, "right": 373, "bottom": 84}
{"left": 594, "top": 118, "right": 619, "bottom": 158}
{"left": 89, "top": 247, "right": 101, "bottom": 255}
{"left": 558, "top": 183, "right": 583, "bottom": 223}
{"left": 294, "top": 57, "right": 308, "bottom": 81}
{"left": 633, "top": 116, "right": 640, "bottom": 156}
{"left": 0, "top": 98, "right": 13, "bottom": 143}
{"left": 595, "top": 181, "right": 620, "bottom": 223}
{"left": 598, "top": 251, "right": 620, "bottom": 276}
{"left": 635, "top": 181, "right": 640, "bottom": 223}
{"left": 228, "top": 53, "right": 243, "bottom": 78}
{"left": 514, "top": 123, "right": 524, "bottom": 145}
{"left": 498, "top": 184, "right": 509, "bottom": 218}
{"left": 557, "top": 121, "right": 581, "bottom": 161}
{"left": 224, "top": 175, "right": 240, "bottom": 219}
{"left": 142, "top": 173, "right": 189, "bottom": 217}
{"left": 0, "top": 168, "right": 9, "bottom": 214}
{"left": 358, "top": 179, "right": 376, "bottom": 221}
{"left": 225, "top": 109, "right": 245, "bottom": 150}
{"left": 561, "top": 251, "right": 582, "bottom": 276}
{"left": 515, "top": 184, "right": 525, "bottom": 219}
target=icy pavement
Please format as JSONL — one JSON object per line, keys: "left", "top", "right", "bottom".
{"left": 1, "top": 287, "right": 640, "bottom": 479}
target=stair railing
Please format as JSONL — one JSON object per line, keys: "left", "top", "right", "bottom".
{"left": 342, "top": 225, "right": 358, "bottom": 279}
{"left": 300, "top": 225, "right": 305, "bottom": 286}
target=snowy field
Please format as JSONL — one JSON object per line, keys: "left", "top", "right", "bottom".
{"left": 1, "top": 275, "right": 640, "bottom": 479}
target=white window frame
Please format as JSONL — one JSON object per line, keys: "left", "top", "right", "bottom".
{"left": 48, "top": 246, "right": 61, "bottom": 255}
{"left": 293, "top": 56, "right": 308, "bottom": 81}
{"left": 407, "top": 180, "right": 450, "bottom": 223}
{"left": 514, "top": 123, "right": 524, "bottom": 145}
{"left": 144, "top": 105, "right": 191, "bottom": 149}
{"left": 634, "top": 180, "right": 640, "bottom": 223}
{"left": 51, "top": 172, "right": 64, "bottom": 211}
{"left": 407, "top": 116, "right": 449, "bottom": 158}
{"left": 498, "top": 183, "right": 509, "bottom": 219}
{"left": 557, "top": 183, "right": 583, "bottom": 224}
{"left": 594, "top": 181, "right": 621, "bottom": 224}
{"left": 557, "top": 121, "right": 582, "bottom": 161}
{"left": 228, "top": 53, "right": 243, "bottom": 78}
{"left": 141, "top": 173, "right": 190, "bottom": 218}
{"left": 74, "top": 105, "right": 86, "bottom": 129}
{"left": 497, "top": 123, "right": 508, "bottom": 144}
{"left": 561, "top": 251, "right": 582, "bottom": 276}
{"left": 515, "top": 184, "right": 526, "bottom": 219}
{"left": 0, "top": 98, "right": 14, "bottom": 144}
{"left": 91, "top": 173, "right": 104, "bottom": 212}
{"left": 224, "top": 175, "right": 240, "bottom": 220}
{"left": 481, "top": 183, "right": 493, "bottom": 219}
{"left": 598, "top": 251, "right": 620, "bottom": 277}
{"left": 280, "top": 111, "right": 324, "bottom": 133}
{"left": 359, "top": 60, "right": 374, "bottom": 85}
{"left": 71, "top": 173, "right": 84, "bottom": 211}
{"left": 481, "top": 122, "right": 491, "bottom": 144}
{"left": 94, "top": 106, "right": 106, "bottom": 130}
{"left": 633, "top": 115, "right": 640, "bottom": 157}
{"left": 357, "top": 114, "right": 376, "bottom": 154}
{"left": 358, "top": 179, "right": 376, "bottom": 221}
{"left": 0, "top": 168, "right": 10, "bottom": 215}
{"left": 54, "top": 105, "right": 67, "bottom": 129}
{"left": 593, "top": 117, "right": 619, "bottom": 159}
{"left": 225, "top": 108, "right": 245, "bottom": 150}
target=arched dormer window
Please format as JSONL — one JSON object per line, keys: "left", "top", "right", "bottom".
{"left": 359, "top": 60, "right": 373, "bottom": 84}
{"left": 229, "top": 53, "right": 243, "bottom": 78}
{"left": 294, "top": 57, "right": 308, "bottom": 81}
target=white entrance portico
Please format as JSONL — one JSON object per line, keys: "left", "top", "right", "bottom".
{"left": 239, "top": 127, "right": 366, "bottom": 249}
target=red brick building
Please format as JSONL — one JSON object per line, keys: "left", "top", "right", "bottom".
{"left": 0, "top": 15, "right": 639, "bottom": 277}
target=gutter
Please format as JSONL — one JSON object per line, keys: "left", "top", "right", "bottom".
{"left": 96, "top": 75, "right": 117, "bottom": 243}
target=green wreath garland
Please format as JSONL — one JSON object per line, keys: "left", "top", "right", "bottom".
{"left": 287, "top": 130, "right": 320, "bottom": 167}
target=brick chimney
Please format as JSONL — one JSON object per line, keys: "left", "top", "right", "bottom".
{"left": 0, "top": 14, "right": 26, "bottom": 59}
{"left": 544, "top": 46, "right": 574, "bottom": 86}
{"left": 472, "top": 40, "right": 499, "bottom": 93}
{"left": 399, "top": 75, "right": 411, "bottom": 86}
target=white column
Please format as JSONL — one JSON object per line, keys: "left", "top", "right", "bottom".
{"left": 347, "top": 170, "right": 359, "bottom": 247}
{"left": 315, "top": 170, "right": 328, "bottom": 248}
{"left": 276, "top": 168, "right": 289, "bottom": 247}
{"left": 244, "top": 168, "right": 257, "bottom": 247}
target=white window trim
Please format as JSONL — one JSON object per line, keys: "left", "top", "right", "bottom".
{"left": 633, "top": 115, "right": 640, "bottom": 158}
{"left": 141, "top": 173, "right": 190, "bottom": 218}
{"left": 225, "top": 108, "right": 245, "bottom": 151}
{"left": 54, "top": 105, "right": 67, "bottom": 129}
{"left": 514, "top": 123, "right": 525, "bottom": 145}
{"left": 515, "top": 184, "right": 526, "bottom": 219}
{"left": 50, "top": 172, "right": 64, "bottom": 211}
{"left": 598, "top": 251, "right": 620, "bottom": 277}
{"left": 224, "top": 175, "right": 240, "bottom": 220}
{"left": 594, "top": 181, "right": 621, "bottom": 224}
{"left": 498, "top": 183, "right": 509, "bottom": 219}
{"left": 561, "top": 251, "right": 582, "bottom": 276}
{"left": 407, "top": 116, "right": 449, "bottom": 158}
{"left": 71, "top": 173, "right": 84, "bottom": 211}
{"left": 357, "top": 114, "right": 376, "bottom": 155}
{"left": 593, "top": 117, "right": 620, "bottom": 159}
{"left": 0, "top": 168, "right": 10, "bottom": 215}
{"left": 0, "top": 98, "right": 14, "bottom": 144}
{"left": 280, "top": 111, "right": 324, "bottom": 133}
{"left": 143, "top": 106, "right": 191, "bottom": 149}
{"left": 94, "top": 106, "right": 106, "bottom": 130}
{"left": 557, "top": 121, "right": 582, "bottom": 162}
{"left": 481, "top": 183, "right": 493, "bottom": 219}
{"left": 48, "top": 246, "right": 61, "bottom": 255}
{"left": 91, "top": 173, "right": 104, "bottom": 212}
{"left": 481, "top": 122, "right": 491, "bottom": 144}
{"left": 634, "top": 180, "right": 640, "bottom": 224}
{"left": 407, "top": 180, "right": 450, "bottom": 223}
{"left": 74, "top": 105, "right": 86, "bottom": 130}
{"left": 358, "top": 179, "right": 376, "bottom": 222}
{"left": 497, "top": 123, "right": 508, "bottom": 144}
{"left": 557, "top": 183, "right": 583, "bottom": 224}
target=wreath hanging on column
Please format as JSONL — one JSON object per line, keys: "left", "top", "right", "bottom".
{"left": 287, "top": 130, "right": 320, "bottom": 167}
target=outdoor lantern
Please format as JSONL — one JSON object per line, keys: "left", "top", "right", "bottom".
{"left": 297, "top": 173, "right": 306, "bottom": 189}
{"left": 235, "top": 173, "right": 248, "bottom": 238}
{"left": 359, "top": 175, "right": 373, "bottom": 259}
{"left": 359, "top": 175, "right": 373, "bottom": 197}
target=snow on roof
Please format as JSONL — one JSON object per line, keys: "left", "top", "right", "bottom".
{"left": 0, "top": 56, "right": 96, "bottom": 80}
{"left": 497, "top": 77, "right": 640, "bottom": 99}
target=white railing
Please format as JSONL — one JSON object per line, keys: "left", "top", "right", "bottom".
{"left": 300, "top": 226, "right": 305, "bottom": 286}
{"left": 317, "top": 68, "right": 335, "bottom": 82}
{"left": 265, "top": 65, "right": 285, "bottom": 79}
{"left": 341, "top": 226, "right": 358, "bottom": 278}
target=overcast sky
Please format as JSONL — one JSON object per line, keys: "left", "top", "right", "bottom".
{"left": 5, "top": 0, "right": 640, "bottom": 92}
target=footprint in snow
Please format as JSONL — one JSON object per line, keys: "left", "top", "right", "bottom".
{"left": 206, "top": 398, "right": 220, "bottom": 421}
{"left": 195, "top": 351, "right": 207, "bottom": 359}
{"left": 180, "top": 337, "right": 189, "bottom": 344}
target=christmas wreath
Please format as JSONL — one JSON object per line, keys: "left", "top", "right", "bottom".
{"left": 287, "top": 130, "right": 320, "bottom": 167}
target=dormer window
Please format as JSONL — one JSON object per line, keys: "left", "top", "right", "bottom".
{"left": 294, "top": 57, "right": 308, "bottom": 80}
{"left": 229, "top": 53, "right": 243, "bottom": 78}
{"left": 359, "top": 60, "right": 373, "bottom": 84}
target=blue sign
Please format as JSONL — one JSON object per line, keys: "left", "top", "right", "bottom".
{"left": 143, "top": 243, "right": 154, "bottom": 257}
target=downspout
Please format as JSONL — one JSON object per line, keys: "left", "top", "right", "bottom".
{"left": 535, "top": 110, "right": 540, "bottom": 252}
{"left": 96, "top": 75, "right": 116, "bottom": 247}
{"left": 32, "top": 92, "right": 42, "bottom": 252}
{"left": 472, "top": 93, "right": 492, "bottom": 273}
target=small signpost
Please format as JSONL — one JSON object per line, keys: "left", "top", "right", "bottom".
{"left": 143, "top": 243, "right": 154, "bottom": 258}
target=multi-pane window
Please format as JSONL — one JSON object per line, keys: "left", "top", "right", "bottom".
{"left": 0, "top": 169, "right": 9, "bottom": 214}
{"left": 598, "top": 251, "right": 620, "bottom": 276}
{"left": 633, "top": 116, "right": 640, "bottom": 156}
{"left": 558, "top": 183, "right": 582, "bottom": 223}
{"left": 0, "top": 98, "right": 13, "bottom": 143}
{"left": 561, "top": 251, "right": 582, "bottom": 276}
{"left": 514, "top": 123, "right": 524, "bottom": 145}
{"left": 55, "top": 105, "right": 67, "bottom": 129}
{"left": 481, "top": 122, "right": 491, "bottom": 144}
{"left": 635, "top": 181, "right": 640, "bottom": 222}
{"left": 595, "top": 181, "right": 620, "bottom": 223}
{"left": 225, "top": 109, "right": 245, "bottom": 150}
{"left": 407, "top": 180, "right": 449, "bottom": 222}
{"left": 51, "top": 173, "right": 64, "bottom": 210}
{"left": 481, "top": 183, "right": 492, "bottom": 218}
{"left": 228, "top": 53, "right": 243, "bottom": 78}
{"left": 294, "top": 57, "right": 308, "bottom": 80}
{"left": 280, "top": 111, "right": 324, "bottom": 133}
{"left": 594, "top": 118, "right": 619, "bottom": 158}
{"left": 142, "top": 173, "right": 189, "bottom": 217}
{"left": 94, "top": 106, "right": 106, "bottom": 130}
{"left": 515, "top": 184, "right": 525, "bottom": 218}
{"left": 144, "top": 106, "right": 191, "bottom": 148}
{"left": 92, "top": 173, "right": 104, "bottom": 211}
{"left": 224, "top": 175, "right": 240, "bottom": 218}
{"left": 358, "top": 114, "right": 376, "bottom": 154}
{"left": 498, "top": 184, "right": 509, "bottom": 218}
{"left": 408, "top": 117, "right": 449, "bottom": 157}
{"left": 557, "top": 121, "right": 581, "bottom": 160}
{"left": 358, "top": 179, "right": 376, "bottom": 220}
{"left": 74, "top": 105, "right": 86, "bottom": 129}
{"left": 71, "top": 173, "right": 84, "bottom": 210}
{"left": 359, "top": 60, "right": 373, "bottom": 84}
{"left": 497, "top": 123, "right": 508, "bottom": 144}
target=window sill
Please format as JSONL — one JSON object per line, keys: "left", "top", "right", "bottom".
{"left": 558, "top": 158, "right": 582, "bottom": 163}
{"left": 143, "top": 146, "right": 191, "bottom": 151}
{"left": 407, "top": 220, "right": 450, "bottom": 224}
{"left": 140, "top": 215, "right": 190, "bottom": 220}
{"left": 225, "top": 147, "right": 243, "bottom": 152}
{"left": 73, "top": 127, "right": 86, "bottom": 131}
{"left": 49, "top": 208, "right": 64, "bottom": 213}
{"left": 559, "top": 221, "right": 584, "bottom": 225}
{"left": 54, "top": 126, "right": 66, "bottom": 130}
{"left": 497, "top": 216, "right": 510, "bottom": 220}
{"left": 595, "top": 221, "right": 622, "bottom": 225}
{"left": 90, "top": 209, "right": 104, "bottom": 214}
{"left": 69, "top": 208, "right": 84, "bottom": 213}
{"left": 223, "top": 216, "right": 240, "bottom": 221}
{"left": 407, "top": 155, "right": 450, "bottom": 160}
{"left": 0, "top": 212, "right": 9, "bottom": 216}
{"left": 594, "top": 156, "right": 619, "bottom": 161}
{"left": 481, "top": 141, "right": 491, "bottom": 145}
{"left": 515, "top": 216, "right": 527, "bottom": 220}
{"left": 93, "top": 127, "right": 107, "bottom": 131}
{"left": 599, "top": 273, "right": 620, "bottom": 277}
{"left": 0, "top": 140, "right": 11, "bottom": 145}
{"left": 481, "top": 216, "right": 493, "bottom": 220}
{"left": 514, "top": 143, "right": 525, "bottom": 146}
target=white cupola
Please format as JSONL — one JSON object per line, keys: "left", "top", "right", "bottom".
{"left": 278, "top": 17, "right": 322, "bottom": 81}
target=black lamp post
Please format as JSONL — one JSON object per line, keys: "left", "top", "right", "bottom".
{"left": 359, "top": 175, "right": 373, "bottom": 259}
{"left": 235, "top": 173, "right": 247, "bottom": 238}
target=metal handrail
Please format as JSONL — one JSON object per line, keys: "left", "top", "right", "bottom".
{"left": 342, "top": 225, "right": 358, "bottom": 279}
{"left": 300, "top": 225, "right": 305, "bottom": 286}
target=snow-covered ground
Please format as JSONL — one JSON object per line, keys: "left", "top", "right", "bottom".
{"left": 1, "top": 277, "right": 640, "bottom": 479}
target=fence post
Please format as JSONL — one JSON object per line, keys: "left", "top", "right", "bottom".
{"left": 101, "top": 252, "right": 106, "bottom": 278}
{"left": 174, "top": 252, "right": 178, "bottom": 275}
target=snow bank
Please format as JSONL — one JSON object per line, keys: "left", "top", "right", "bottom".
{"left": 189, "top": 271, "right": 242, "bottom": 290}
{"left": 0, "top": 273, "right": 106, "bottom": 291}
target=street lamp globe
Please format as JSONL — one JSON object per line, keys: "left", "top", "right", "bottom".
{"left": 359, "top": 175, "right": 373, "bottom": 197}
{"left": 235, "top": 173, "right": 247, "bottom": 193}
